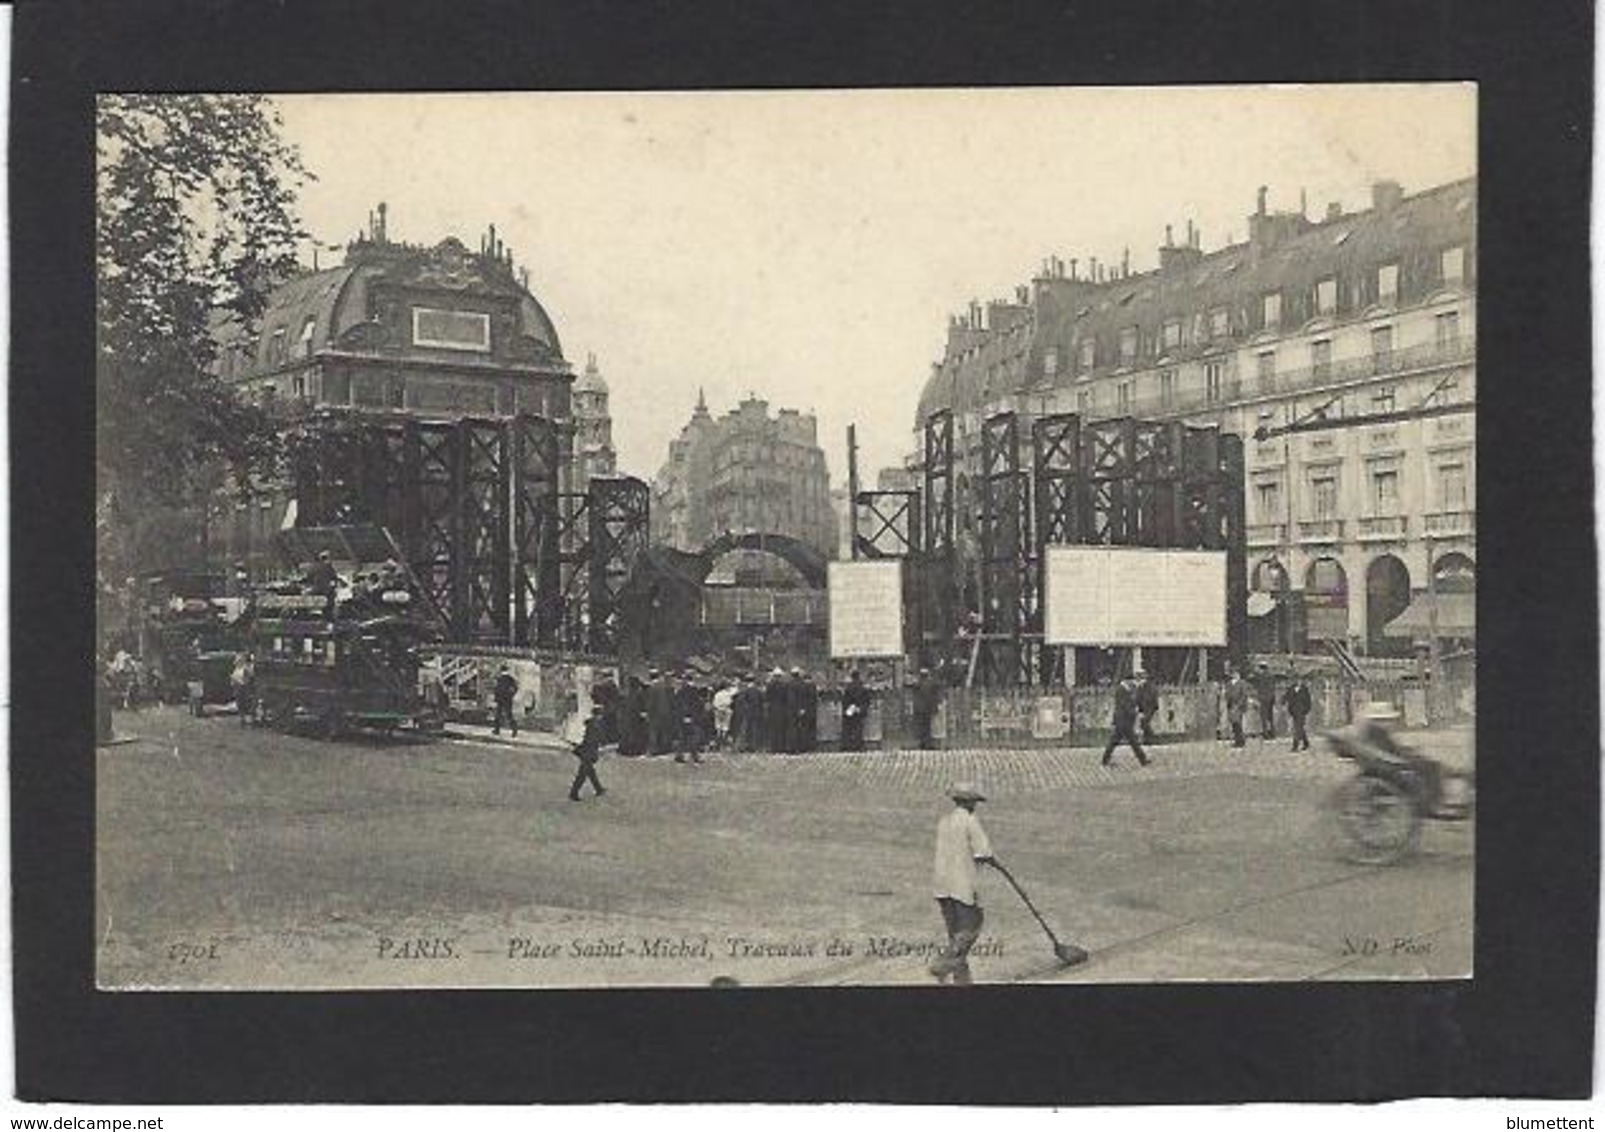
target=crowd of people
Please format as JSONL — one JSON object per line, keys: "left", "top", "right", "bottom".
{"left": 592, "top": 666, "right": 886, "bottom": 759}
{"left": 1221, "top": 662, "right": 1314, "bottom": 752}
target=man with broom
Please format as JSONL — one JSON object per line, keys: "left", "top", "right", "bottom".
{"left": 929, "top": 782, "right": 996, "bottom": 985}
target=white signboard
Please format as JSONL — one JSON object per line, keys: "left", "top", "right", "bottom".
{"left": 828, "top": 560, "right": 904, "bottom": 658}
{"left": 1044, "top": 546, "right": 1227, "bottom": 646}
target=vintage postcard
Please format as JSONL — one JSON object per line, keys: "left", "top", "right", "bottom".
{"left": 94, "top": 85, "right": 1476, "bottom": 991}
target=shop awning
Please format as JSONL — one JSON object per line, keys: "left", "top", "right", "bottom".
{"left": 1385, "top": 592, "right": 1476, "bottom": 638}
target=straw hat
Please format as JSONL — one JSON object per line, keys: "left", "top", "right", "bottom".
{"left": 948, "top": 782, "right": 987, "bottom": 803}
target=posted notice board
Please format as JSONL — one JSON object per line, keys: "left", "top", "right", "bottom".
{"left": 828, "top": 560, "right": 904, "bottom": 658}
{"left": 1044, "top": 546, "right": 1227, "bottom": 646}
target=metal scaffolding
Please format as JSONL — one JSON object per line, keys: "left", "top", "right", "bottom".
{"left": 586, "top": 476, "right": 651, "bottom": 656}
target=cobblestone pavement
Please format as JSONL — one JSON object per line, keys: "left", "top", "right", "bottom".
{"left": 98, "top": 707, "right": 1473, "bottom": 990}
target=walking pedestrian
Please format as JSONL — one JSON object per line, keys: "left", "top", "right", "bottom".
{"left": 1284, "top": 673, "right": 1313, "bottom": 751}
{"left": 1253, "top": 662, "right": 1278, "bottom": 739}
{"left": 911, "top": 667, "right": 943, "bottom": 750}
{"left": 1134, "top": 668, "right": 1160, "bottom": 744}
{"left": 839, "top": 669, "right": 871, "bottom": 752}
{"left": 591, "top": 671, "right": 620, "bottom": 746}
{"left": 567, "top": 703, "right": 609, "bottom": 802}
{"left": 491, "top": 664, "right": 520, "bottom": 736}
{"left": 1225, "top": 669, "right": 1250, "bottom": 748}
{"left": 1101, "top": 672, "right": 1151, "bottom": 767}
{"left": 929, "top": 782, "right": 996, "bottom": 986}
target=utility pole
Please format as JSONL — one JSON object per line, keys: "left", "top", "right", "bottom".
{"left": 1426, "top": 536, "right": 1441, "bottom": 722}
{"left": 847, "top": 423, "right": 860, "bottom": 560}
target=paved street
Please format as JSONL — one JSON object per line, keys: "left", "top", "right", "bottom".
{"left": 97, "top": 706, "right": 1473, "bottom": 989}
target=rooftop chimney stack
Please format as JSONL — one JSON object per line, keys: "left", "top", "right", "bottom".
{"left": 1165, "top": 223, "right": 1174, "bottom": 247}
{"left": 1299, "top": 187, "right": 1308, "bottom": 217}
{"left": 1326, "top": 201, "right": 1343, "bottom": 221}
{"left": 1070, "top": 258, "right": 1078, "bottom": 280}
{"left": 376, "top": 202, "right": 388, "bottom": 243}
{"left": 1256, "top": 185, "right": 1268, "bottom": 216}
{"left": 1372, "top": 180, "right": 1404, "bottom": 212}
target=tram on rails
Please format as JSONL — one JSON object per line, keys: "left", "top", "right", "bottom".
{"left": 244, "top": 526, "right": 444, "bottom": 737}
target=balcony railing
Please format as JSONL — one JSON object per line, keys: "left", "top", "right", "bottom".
{"left": 1246, "top": 522, "right": 1287, "bottom": 547}
{"left": 1297, "top": 518, "right": 1345, "bottom": 543}
{"left": 1356, "top": 515, "right": 1409, "bottom": 540}
{"left": 1424, "top": 510, "right": 1475, "bottom": 536}
{"left": 1016, "top": 333, "right": 1477, "bottom": 424}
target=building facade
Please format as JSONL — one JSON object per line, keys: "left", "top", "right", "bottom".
{"left": 208, "top": 207, "right": 579, "bottom": 577}
{"left": 911, "top": 177, "right": 1476, "bottom": 657}
{"left": 652, "top": 393, "right": 837, "bottom": 559}
{"left": 214, "top": 206, "right": 574, "bottom": 431}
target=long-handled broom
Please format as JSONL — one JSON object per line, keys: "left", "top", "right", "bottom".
{"left": 989, "top": 859, "right": 1089, "bottom": 967}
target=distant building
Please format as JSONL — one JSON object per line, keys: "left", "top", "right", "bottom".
{"left": 213, "top": 205, "right": 573, "bottom": 428}
{"left": 652, "top": 392, "right": 836, "bottom": 558}
{"left": 913, "top": 177, "right": 1476, "bottom": 657}
{"left": 571, "top": 352, "right": 617, "bottom": 495}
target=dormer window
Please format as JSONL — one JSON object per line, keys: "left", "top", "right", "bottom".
{"left": 1262, "top": 292, "right": 1282, "bottom": 330}
{"left": 1161, "top": 318, "right": 1182, "bottom": 349}
{"left": 299, "top": 316, "right": 317, "bottom": 358}
{"left": 1043, "top": 347, "right": 1059, "bottom": 377}
{"left": 1315, "top": 278, "right": 1338, "bottom": 315}
{"left": 1079, "top": 338, "right": 1095, "bottom": 369}
{"left": 267, "top": 327, "right": 287, "bottom": 366}
{"left": 1377, "top": 263, "right": 1399, "bottom": 304}
{"left": 1119, "top": 326, "right": 1138, "bottom": 363}
{"left": 1209, "top": 307, "right": 1229, "bottom": 338}
{"left": 1441, "top": 245, "right": 1466, "bottom": 284}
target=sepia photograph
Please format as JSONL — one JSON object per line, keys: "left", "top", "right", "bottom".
{"left": 91, "top": 85, "right": 1480, "bottom": 992}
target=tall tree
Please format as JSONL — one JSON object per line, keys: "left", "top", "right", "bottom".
{"left": 96, "top": 94, "right": 310, "bottom": 579}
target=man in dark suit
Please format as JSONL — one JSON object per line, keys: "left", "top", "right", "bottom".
{"left": 1253, "top": 663, "right": 1278, "bottom": 739}
{"left": 567, "top": 704, "right": 609, "bottom": 801}
{"left": 840, "top": 670, "right": 872, "bottom": 752}
{"left": 1284, "top": 674, "right": 1313, "bottom": 751}
{"left": 1134, "top": 668, "right": 1160, "bottom": 743}
{"left": 794, "top": 668, "right": 818, "bottom": 753}
{"left": 646, "top": 669, "right": 677, "bottom": 756}
{"left": 764, "top": 668, "right": 792, "bottom": 753}
{"left": 911, "top": 667, "right": 943, "bottom": 750}
{"left": 1101, "top": 673, "right": 1151, "bottom": 767}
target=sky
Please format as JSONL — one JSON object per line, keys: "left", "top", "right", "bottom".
{"left": 272, "top": 86, "right": 1475, "bottom": 485}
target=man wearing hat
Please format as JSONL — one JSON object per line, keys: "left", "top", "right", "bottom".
{"left": 930, "top": 782, "right": 996, "bottom": 986}
{"left": 1102, "top": 672, "right": 1151, "bottom": 767}
{"left": 764, "top": 667, "right": 792, "bottom": 753}
{"left": 1283, "top": 673, "right": 1313, "bottom": 751}
{"left": 911, "top": 667, "right": 943, "bottom": 751}
{"left": 1134, "top": 667, "right": 1160, "bottom": 744}
{"left": 646, "top": 669, "right": 677, "bottom": 756}
{"left": 492, "top": 664, "right": 520, "bottom": 737}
